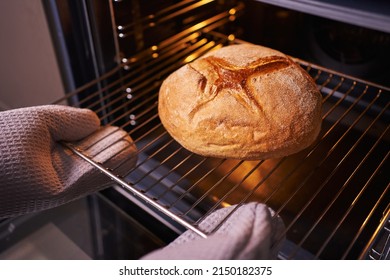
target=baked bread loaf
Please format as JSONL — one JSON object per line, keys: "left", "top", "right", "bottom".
{"left": 158, "top": 44, "right": 322, "bottom": 160}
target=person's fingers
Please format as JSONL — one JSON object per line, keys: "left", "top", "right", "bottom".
{"left": 141, "top": 203, "right": 285, "bottom": 260}
{"left": 0, "top": 105, "right": 138, "bottom": 219}
{"left": 38, "top": 105, "right": 101, "bottom": 142}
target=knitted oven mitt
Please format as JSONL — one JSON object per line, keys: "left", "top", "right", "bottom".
{"left": 0, "top": 105, "right": 137, "bottom": 219}
{"left": 141, "top": 202, "right": 285, "bottom": 260}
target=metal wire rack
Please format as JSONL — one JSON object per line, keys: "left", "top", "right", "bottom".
{"left": 56, "top": 30, "right": 389, "bottom": 259}
{"left": 364, "top": 207, "right": 390, "bottom": 260}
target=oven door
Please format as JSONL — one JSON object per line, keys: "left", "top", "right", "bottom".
{"left": 0, "top": 188, "right": 177, "bottom": 260}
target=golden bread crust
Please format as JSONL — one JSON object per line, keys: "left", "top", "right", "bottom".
{"left": 158, "top": 44, "right": 322, "bottom": 160}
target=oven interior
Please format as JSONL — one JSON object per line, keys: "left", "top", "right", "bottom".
{"left": 0, "top": 0, "right": 389, "bottom": 260}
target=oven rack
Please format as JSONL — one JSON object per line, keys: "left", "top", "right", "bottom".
{"left": 55, "top": 31, "right": 389, "bottom": 259}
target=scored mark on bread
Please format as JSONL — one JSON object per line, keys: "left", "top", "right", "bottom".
{"left": 188, "top": 55, "right": 291, "bottom": 119}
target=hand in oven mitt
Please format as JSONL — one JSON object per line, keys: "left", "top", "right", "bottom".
{"left": 141, "top": 202, "right": 285, "bottom": 259}
{"left": 0, "top": 105, "right": 138, "bottom": 219}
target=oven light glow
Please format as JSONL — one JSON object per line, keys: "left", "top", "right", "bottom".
{"left": 228, "top": 34, "right": 235, "bottom": 41}
{"left": 210, "top": 196, "right": 232, "bottom": 208}
{"left": 183, "top": 39, "right": 213, "bottom": 63}
{"left": 129, "top": 115, "right": 136, "bottom": 125}
{"left": 229, "top": 8, "right": 236, "bottom": 15}
{"left": 220, "top": 201, "right": 231, "bottom": 208}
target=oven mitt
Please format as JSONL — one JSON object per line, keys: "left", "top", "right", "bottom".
{"left": 141, "top": 202, "right": 285, "bottom": 259}
{"left": 0, "top": 105, "right": 138, "bottom": 219}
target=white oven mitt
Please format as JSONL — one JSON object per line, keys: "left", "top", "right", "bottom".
{"left": 141, "top": 202, "right": 285, "bottom": 259}
{"left": 0, "top": 105, "right": 138, "bottom": 219}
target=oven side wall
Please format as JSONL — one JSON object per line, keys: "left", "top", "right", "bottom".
{"left": 0, "top": 0, "right": 64, "bottom": 109}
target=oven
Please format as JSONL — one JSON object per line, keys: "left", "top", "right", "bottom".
{"left": 0, "top": 0, "right": 389, "bottom": 260}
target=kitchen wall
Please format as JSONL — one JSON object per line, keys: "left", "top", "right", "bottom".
{"left": 0, "top": 0, "right": 64, "bottom": 110}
